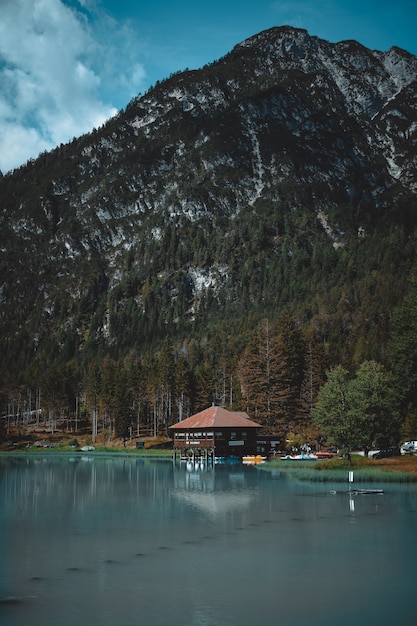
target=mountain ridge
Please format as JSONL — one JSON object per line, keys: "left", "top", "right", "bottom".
{"left": 1, "top": 25, "right": 417, "bottom": 402}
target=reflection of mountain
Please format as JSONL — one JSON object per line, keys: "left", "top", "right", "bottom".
{"left": 172, "top": 463, "right": 256, "bottom": 515}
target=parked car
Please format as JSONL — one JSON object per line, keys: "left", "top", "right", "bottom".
{"left": 371, "top": 446, "right": 400, "bottom": 459}
{"left": 400, "top": 441, "right": 417, "bottom": 455}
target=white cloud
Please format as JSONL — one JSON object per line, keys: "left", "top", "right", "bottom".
{"left": 0, "top": 0, "right": 146, "bottom": 173}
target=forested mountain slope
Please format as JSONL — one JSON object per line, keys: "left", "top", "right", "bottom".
{"left": 1, "top": 26, "right": 417, "bottom": 440}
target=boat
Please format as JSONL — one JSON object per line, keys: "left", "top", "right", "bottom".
{"left": 242, "top": 455, "right": 267, "bottom": 464}
{"left": 315, "top": 451, "right": 336, "bottom": 459}
{"left": 281, "top": 453, "right": 318, "bottom": 461}
{"left": 214, "top": 456, "right": 241, "bottom": 464}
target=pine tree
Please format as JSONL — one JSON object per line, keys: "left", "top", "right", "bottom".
{"left": 85, "top": 362, "right": 101, "bottom": 443}
{"left": 237, "top": 316, "right": 305, "bottom": 434}
{"left": 237, "top": 319, "right": 275, "bottom": 428}
{"left": 273, "top": 311, "right": 306, "bottom": 432}
{"left": 100, "top": 358, "right": 117, "bottom": 440}
{"left": 113, "top": 364, "right": 133, "bottom": 442}
{"left": 156, "top": 339, "right": 176, "bottom": 434}
{"left": 126, "top": 356, "right": 146, "bottom": 437}
{"left": 388, "top": 277, "right": 417, "bottom": 418}
{"left": 300, "top": 330, "right": 328, "bottom": 425}
{"left": 174, "top": 354, "right": 192, "bottom": 422}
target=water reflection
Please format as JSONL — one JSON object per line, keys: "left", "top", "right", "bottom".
{"left": 173, "top": 460, "right": 256, "bottom": 517}
{"left": 0, "top": 455, "right": 416, "bottom": 626}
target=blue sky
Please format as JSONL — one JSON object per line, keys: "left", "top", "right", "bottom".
{"left": 1, "top": 0, "right": 416, "bottom": 173}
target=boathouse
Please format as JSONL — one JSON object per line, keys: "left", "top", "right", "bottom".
{"left": 170, "top": 406, "right": 262, "bottom": 460}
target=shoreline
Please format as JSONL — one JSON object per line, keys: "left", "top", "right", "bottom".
{"left": 262, "top": 454, "right": 417, "bottom": 482}
{"left": 1, "top": 448, "right": 417, "bottom": 482}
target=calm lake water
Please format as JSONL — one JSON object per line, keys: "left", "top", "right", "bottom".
{"left": 1, "top": 455, "right": 416, "bottom": 626}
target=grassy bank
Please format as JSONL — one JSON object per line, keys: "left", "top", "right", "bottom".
{"left": 263, "top": 454, "right": 417, "bottom": 482}
{"left": 0, "top": 445, "right": 173, "bottom": 459}
{"left": 0, "top": 429, "right": 173, "bottom": 455}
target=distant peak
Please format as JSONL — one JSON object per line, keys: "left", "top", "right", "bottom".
{"left": 235, "top": 25, "right": 311, "bottom": 49}
{"left": 386, "top": 45, "right": 415, "bottom": 58}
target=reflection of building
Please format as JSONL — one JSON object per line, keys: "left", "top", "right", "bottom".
{"left": 170, "top": 406, "right": 262, "bottom": 460}
{"left": 172, "top": 465, "right": 254, "bottom": 516}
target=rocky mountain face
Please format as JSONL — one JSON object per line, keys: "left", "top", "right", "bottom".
{"left": 1, "top": 26, "right": 417, "bottom": 380}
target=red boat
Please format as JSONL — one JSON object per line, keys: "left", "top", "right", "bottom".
{"left": 315, "top": 451, "right": 336, "bottom": 459}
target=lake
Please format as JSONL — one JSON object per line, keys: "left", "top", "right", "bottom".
{"left": 0, "top": 455, "right": 416, "bottom": 626}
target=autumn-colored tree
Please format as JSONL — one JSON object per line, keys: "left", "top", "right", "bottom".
{"left": 237, "top": 314, "right": 306, "bottom": 434}
{"left": 237, "top": 319, "right": 276, "bottom": 429}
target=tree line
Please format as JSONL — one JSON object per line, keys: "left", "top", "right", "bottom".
{"left": 2, "top": 290, "right": 417, "bottom": 450}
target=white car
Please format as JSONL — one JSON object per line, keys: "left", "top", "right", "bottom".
{"left": 400, "top": 441, "right": 417, "bottom": 454}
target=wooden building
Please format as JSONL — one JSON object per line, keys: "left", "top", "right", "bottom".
{"left": 170, "top": 406, "right": 262, "bottom": 461}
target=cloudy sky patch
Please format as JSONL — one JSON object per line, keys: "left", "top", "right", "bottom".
{"left": 0, "top": 0, "right": 145, "bottom": 172}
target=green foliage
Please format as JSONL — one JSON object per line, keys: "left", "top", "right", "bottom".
{"left": 349, "top": 361, "right": 400, "bottom": 449}
{"left": 313, "top": 361, "right": 400, "bottom": 457}
{"left": 312, "top": 366, "right": 357, "bottom": 456}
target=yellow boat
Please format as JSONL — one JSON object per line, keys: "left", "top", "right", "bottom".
{"left": 242, "top": 454, "right": 267, "bottom": 464}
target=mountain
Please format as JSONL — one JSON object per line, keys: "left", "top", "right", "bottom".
{"left": 1, "top": 26, "right": 417, "bottom": 412}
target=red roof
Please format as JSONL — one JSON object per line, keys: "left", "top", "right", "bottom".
{"left": 170, "top": 406, "right": 262, "bottom": 430}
